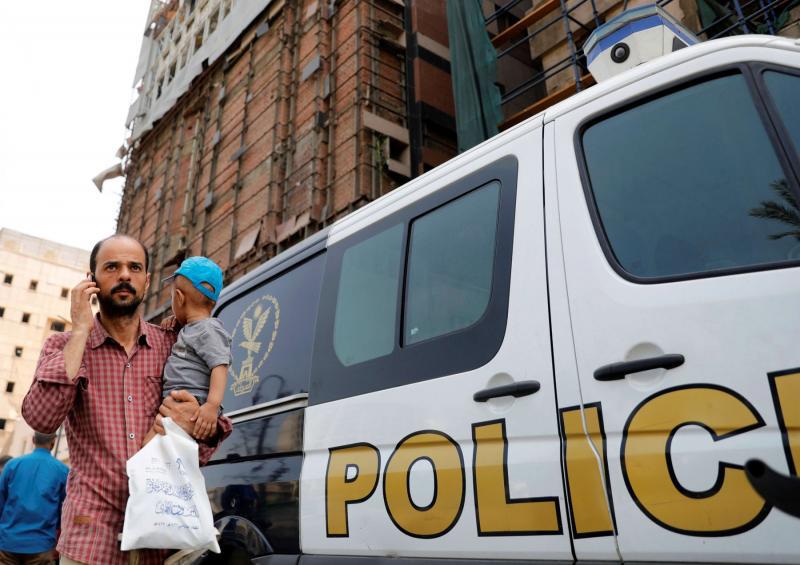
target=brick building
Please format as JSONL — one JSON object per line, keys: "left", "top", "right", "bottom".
{"left": 118, "top": 0, "right": 799, "bottom": 319}
{"left": 119, "top": 0, "right": 457, "bottom": 319}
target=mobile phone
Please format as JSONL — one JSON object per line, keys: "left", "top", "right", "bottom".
{"left": 90, "top": 273, "right": 96, "bottom": 284}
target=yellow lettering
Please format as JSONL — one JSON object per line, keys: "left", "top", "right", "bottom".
{"left": 472, "top": 420, "right": 562, "bottom": 535}
{"left": 326, "top": 443, "right": 380, "bottom": 537}
{"left": 561, "top": 405, "right": 615, "bottom": 537}
{"left": 383, "top": 431, "right": 465, "bottom": 538}
{"left": 769, "top": 370, "right": 800, "bottom": 475}
{"left": 622, "top": 385, "right": 768, "bottom": 535}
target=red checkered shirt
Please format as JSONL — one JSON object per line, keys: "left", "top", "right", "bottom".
{"left": 22, "top": 315, "right": 232, "bottom": 565}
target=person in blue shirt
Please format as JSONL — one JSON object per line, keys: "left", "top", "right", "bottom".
{"left": 0, "top": 432, "right": 68, "bottom": 564}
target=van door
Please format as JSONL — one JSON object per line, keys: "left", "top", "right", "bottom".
{"left": 301, "top": 130, "right": 573, "bottom": 560}
{"left": 552, "top": 53, "right": 800, "bottom": 562}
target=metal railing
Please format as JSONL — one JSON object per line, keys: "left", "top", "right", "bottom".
{"left": 487, "top": 0, "right": 800, "bottom": 128}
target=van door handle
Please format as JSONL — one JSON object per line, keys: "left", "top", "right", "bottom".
{"left": 473, "top": 380, "right": 541, "bottom": 402}
{"left": 745, "top": 459, "right": 800, "bottom": 519}
{"left": 594, "top": 354, "right": 684, "bottom": 381}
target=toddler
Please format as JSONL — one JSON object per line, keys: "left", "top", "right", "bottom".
{"left": 149, "top": 256, "right": 231, "bottom": 442}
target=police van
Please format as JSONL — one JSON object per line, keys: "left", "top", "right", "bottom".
{"left": 198, "top": 7, "right": 800, "bottom": 563}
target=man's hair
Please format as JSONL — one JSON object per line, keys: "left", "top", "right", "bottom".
{"left": 90, "top": 235, "right": 150, "bottom": 274}
{"left": 33, "top": 432, "right": 57, "bottom": 446}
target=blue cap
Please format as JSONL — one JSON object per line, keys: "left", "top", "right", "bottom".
{"left": 164, "top": 256, "right": 224, "bottom": 302}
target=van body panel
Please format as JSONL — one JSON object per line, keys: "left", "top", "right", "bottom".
{"left": 552, "top": 45, "right": 800, "bottom": 562}
{"left": 300, "top": 128, "right": 574, "bottom": 559}
{"left": 200, "top": 36, "right": 800, "bottom": 564}
{"left": 543, "top": 121, "right": 620, "bottom": 562}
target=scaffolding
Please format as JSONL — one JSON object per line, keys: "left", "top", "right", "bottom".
{"left": 487, "top": 0, "right": 800, "bottom": 128}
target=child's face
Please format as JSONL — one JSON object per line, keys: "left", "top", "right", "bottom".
{"left": 170, "top": 284, "right": 188, "bottom": 325}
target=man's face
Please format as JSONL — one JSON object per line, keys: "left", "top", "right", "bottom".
{"left": 93, "top": 237, "right": 150, "bottom": 318}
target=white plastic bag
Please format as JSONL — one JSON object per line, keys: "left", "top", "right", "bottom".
{"left": 121, "top": 417, "right": 220, "bottom": 552}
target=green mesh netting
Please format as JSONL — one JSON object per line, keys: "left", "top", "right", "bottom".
{"left": 446, "top": 0, "right": 503, "bottom": 153}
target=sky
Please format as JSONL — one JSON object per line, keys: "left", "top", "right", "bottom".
{"left": 0, "top": 2, "right": 151, "bottom": 252}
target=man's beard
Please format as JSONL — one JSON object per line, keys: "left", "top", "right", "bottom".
{"left": 97, "top": 282, "right": 143, "bottom": 318}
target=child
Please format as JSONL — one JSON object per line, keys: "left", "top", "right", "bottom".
{"left": 147, "top": 256, "right": 231, "bottom": 443}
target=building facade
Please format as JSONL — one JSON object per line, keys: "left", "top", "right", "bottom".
{"left": 0, "top": 229, "right": 90, "bottom": 460}
{"left": 118, "top": 0, "right": 800, "bottom": 319}
{"left": 120, "top": 0, "right": 457, "bottom": 319}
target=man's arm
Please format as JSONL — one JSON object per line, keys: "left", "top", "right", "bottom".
{"left": 21, "top": 278, "right": 98, "bottom": 433}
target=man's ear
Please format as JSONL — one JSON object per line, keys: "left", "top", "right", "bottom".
{"left": 175, "top": 287, "right": 185, "bottom": 305}
{"left": 144, "top": 272, "right": 151, "bottom": 295}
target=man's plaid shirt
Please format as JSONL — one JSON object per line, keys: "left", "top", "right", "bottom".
{"left": 22, "top": 315, "right": 232, "bottom": 565}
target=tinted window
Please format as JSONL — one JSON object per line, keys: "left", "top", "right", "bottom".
{"left": 582, "top": 74, "right": 799, "bottom": 279}
{"left": 405, "top": 182, "right": 500, "bottom": 345}
{"left": 312, "top": 156, "right": 518, "bottom": 405}
{"left": 215, "top": 254, "right": 324, "bottom": 413}
{"left": 333, "top": 224, "right": 403, "bottom": 366}
{"left": 763, "top": 70, "right": 800, "bottom": 159}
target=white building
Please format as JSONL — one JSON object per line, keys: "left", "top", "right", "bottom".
{"left": 0, "top": 228, "right": 91, "bottom": 462}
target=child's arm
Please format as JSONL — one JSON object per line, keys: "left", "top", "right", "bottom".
{"left": 192, "top": 364, "right": 228, "bottom": 440}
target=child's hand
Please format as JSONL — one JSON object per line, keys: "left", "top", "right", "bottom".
{"left": 160, "top": 315, "right": 179, "bottom": 331}
{"left": 191, "top": 402, "right": 219, "bottom": 440}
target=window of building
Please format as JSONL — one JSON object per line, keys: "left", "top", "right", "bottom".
{"left": 0, "top": 307, "right": 4, "bottom": 318}
{"left": 3, "top": 274, "right": 11, "bottom": 285}
{"left": 50, "top": 320, "right": 66, "bottom": 332}
{"left": 29, "top": 280, "right": 38, "bottom": 291}
{"left": 21, "top": 313, "right": 30, "bottom": 324}
{"left": 209, "top": 11, "right": 219, "bottom": 35}
{"left": 14, "top": 347, "right": 22, "bottom": 358}
{"left": 581, "top": 73, "right": 800, "bottom": 280}
{"left": 61, "top": 287, "right": 69, "bottom": 299}
{"left": 5, "top": 382, "right": 14, "bottom": 394}
{"left": 0, "top": 419, "right": 7, "bottom": 430}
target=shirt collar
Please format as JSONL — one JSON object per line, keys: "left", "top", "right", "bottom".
{"left": 89, "top": 313, "right": 152, "bottom": 349}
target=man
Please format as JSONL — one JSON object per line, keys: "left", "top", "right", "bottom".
{"left": 22, "top": 235, "right": 232, "bottom": 565}
{"left": 0, "top": 432, "right": 68, "bottom": 565}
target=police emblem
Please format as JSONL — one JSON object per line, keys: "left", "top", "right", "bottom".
{"left": 229, "top": 294, "right": 280, "bottom": 396}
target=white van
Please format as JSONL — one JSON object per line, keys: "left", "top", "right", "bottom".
{"left": 199, "top": 30, "right": 800, "bottom": 565}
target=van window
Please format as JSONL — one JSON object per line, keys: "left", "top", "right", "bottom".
{"left": 763, "top": 70, "right": 800, "bottom": 158}
{"left": 215, "top": 254, "right": 325, "bottom": 413}
{"left": 405, "top": 181, "right": 500, "bottom": 345}
{"left": 334, "top": 224, "right": 403, "bottom": 366}
{"left": 312, "top": 156, "right": 518, "bottom": 405}
{"left": 582, "top": 73, "right": 799, "bottom": 280}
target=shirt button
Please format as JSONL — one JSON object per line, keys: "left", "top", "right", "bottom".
{"left": 125, "top": 363, "right": 131, "bottom": 368}
{"left": 129, "top": 433, "right": 135, "bottom": 440}
{"left": 127, "top": 395, "right": 133, "bottom": 402}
